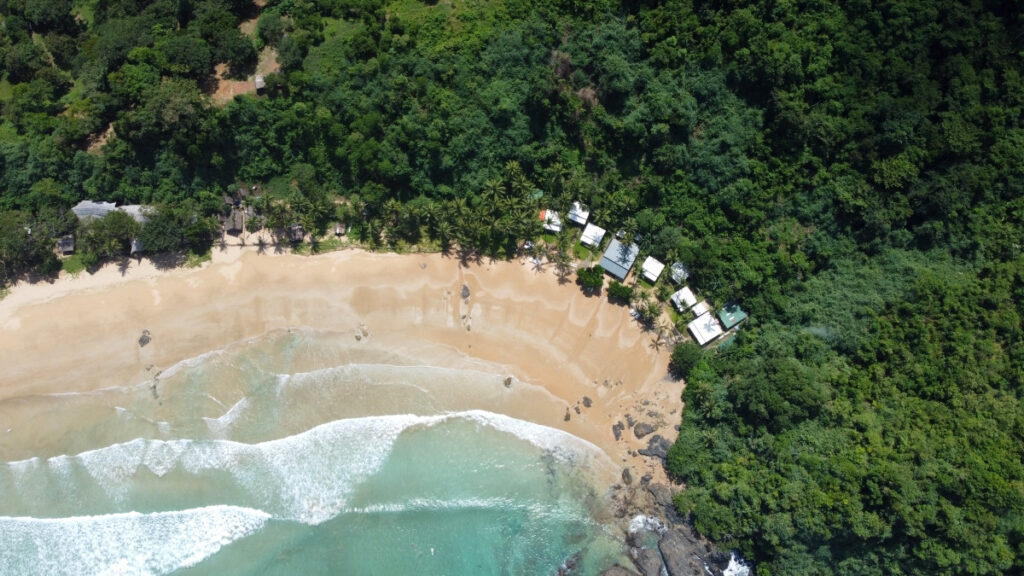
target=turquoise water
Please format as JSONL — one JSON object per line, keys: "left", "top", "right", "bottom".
{"left": 0, "top": 331, "right": 627, "bottom": 575}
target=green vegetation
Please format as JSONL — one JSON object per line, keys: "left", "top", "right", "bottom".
{"left": 607, "top": 281, "right": 634, "bottom": 304}
{"left": 576, "top": 265, "right": 603, "bottom": 292}
{"left": 1, "top": 0, "right": 1022, "bottom": 573}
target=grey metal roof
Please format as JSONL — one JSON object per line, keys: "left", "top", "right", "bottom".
{"left": 71, "top": 200, "right": 116, "bottom": 221}
{"left": 599, "top": 239, "right": 639, "bottom": 280}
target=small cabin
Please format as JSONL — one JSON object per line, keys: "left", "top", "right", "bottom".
{"left": 288, "top": 223, "right": 305, "bottom": 242}
{"left": 57, "top": 235, "right": 75, "bottom": 255}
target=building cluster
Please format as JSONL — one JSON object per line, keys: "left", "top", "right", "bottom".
{"left": 542, "top": 201, "right": 748, "bottom": 347}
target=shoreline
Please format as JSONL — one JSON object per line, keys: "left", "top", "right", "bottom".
{"left": 0, "top": 240, "right": 716, "bottom": 574}
{"left": 0, "top": 240, "right": 682, "bottom": 485}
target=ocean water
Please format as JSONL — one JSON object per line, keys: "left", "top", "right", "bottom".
{"left": 0, "top": 330, "right": 627, "bottom": 575}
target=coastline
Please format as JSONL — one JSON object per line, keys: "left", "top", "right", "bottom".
{"left": 0, "top": 239, "right": 742, "bottom": 575}
{"left": 0, "top": 240, "right": 682, "bottom": 487}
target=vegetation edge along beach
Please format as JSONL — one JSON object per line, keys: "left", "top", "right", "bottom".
{"left": 1, "top": 0, "right": 1022, "bottom": 574}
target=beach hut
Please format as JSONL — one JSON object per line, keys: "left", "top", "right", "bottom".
{"left": 691, "top": 300, "right": 711, "bottom": 317}
{"left": 288, "top": 223, "right": 305, "bottom": 242}
{"left": 641, "top": 257, "right": 665, "bottom": 283}
{"left": 688, "top": 313, "right": 724, "bottom": 346}
{"left": 580, "top": 223, "right": 606, "bottom": 248}
{"left": 669, "top": 262, "right": 690, "bottom": 284}
{"left": 718, "top": 303, "right": 749, "bottom": 330}
{"left": 334, "top": 223, "right": 347, "bottom": 236}
{"left": 225, "top": 209, "right": 244, "bottom": 234}
{"left": 130, "top": 238, "right": 143, "bottom": 255}
{"left": 598, "top": 239, "right": 639, "bottom": 281}
{"left": 670, "top": 286, "right": 697, "bottom": 313}
{"left": 540, "top": 209, "right": 562, "bottom": 233}
{"left": 567, "top": 201, "right": 590, "bottom": 226}
{"left": 57, "top": 235, "right": 75, "bottom": 255}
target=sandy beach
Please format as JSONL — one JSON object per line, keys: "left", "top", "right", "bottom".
{"left": 0, "top": 239, "right": 682, "bottom": 485}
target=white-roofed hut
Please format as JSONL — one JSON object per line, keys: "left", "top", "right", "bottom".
{"left": 580, "top": 223, "right": 606, "bottom": 248}
{"left": 688, "top": 313, "right": 724, "bottom": 346}
{"left": 641, "top": 256, "right": 665, "bottom": 283}
{"left": 670, "top": 286, "right": 697, "bottom": 312}
{"left": 567, "top": 201, "right": 590, "bottom": 225}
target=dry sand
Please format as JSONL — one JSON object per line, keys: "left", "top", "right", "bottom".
{"left": 0, "top": 238, "right": 683, "bottom": 485}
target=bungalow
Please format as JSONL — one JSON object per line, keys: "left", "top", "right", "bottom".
{"left": 57, "top": 234, "right": 75, "bottom": 255}
{"left": 641, "top": 256, "right": 665, "bottom": 283}
{"left": 71, "top": 200, "right": 116, "bottom": 221}
{"left": 669, "top": 262, "right": 690, "bottom": 284}
{"left": 225, "top": 209, "right": 244, "bottom": 234}
{"left": 691, "top": 300, "right": 711, "bottom": 317}
{"left": 254, "top": 75, "right": 266, "bottom": 90}
{"left": 688, "top": 313, "right": 724, "bottom": 346}
{"left": 334, "top": 223, "right": 347, "bottom": 236}
{"left": 718, "top": 303, "right": 749, "bottom": 330}
{"left": 580, "top": 222, "right": 606, "bottom": 248}
{"left": 119, "top": 205, "right": 149, "bottom": 223}
{"left": 599, "top": 238, "right": 639, "bottom": 281}
{"left": 540, "top": 209, "right": 562, "bottom": 233}
{"left": 567, "top": 201, "right": 590, "bottom": 226}
{"left": 669, "top": 286, "right": 697, "bottom": 313}
{"left": 288, "top": 223, "right": 305, "bottom": 242}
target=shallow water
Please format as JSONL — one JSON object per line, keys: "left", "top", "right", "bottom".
{"left": 0, "top": 330, "right": 627, "bottom": 575}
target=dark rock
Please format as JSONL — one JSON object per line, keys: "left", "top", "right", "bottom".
{"left": 659, "top": 529, "right": 707, "bottom": 576}
{"left": 564, "top": 409, "right": 571, "bottom": 422}
{"left": 461, "top": 284, "right": 471, "bottom": 299}
{"left": 640, "top": 473, "right": 653, "bottom": 486}
{"left": 634, "top": 548, "right": 664, "bottom": 576}
{"left": 138, "top": 329, "right": 151, "bottom": 347}
{"left": 639, "top": 435, "right": 672, "bottom": 460}
{"left": 621, "top": 467, "right": 633, "bottom": 485}
{"left": 648, "top": 483, "right": 675, "bottom": 507}
{"left": 574, "top": 405, "right": 581, "bottom": 414}
{"left": 612, "top": 421, "right": 625, "bottom": 441}
{"left": 633, "top": 422, "right": 655, "bottom": 439}
{"left": 625, "top": 413, "right": 636, "bottom": 427}
{"left": 599, "top": 566, "right": 640, "bottom": 576}
{"left": 504, "top": 377, "right": 513, "bottom": 388}
{"left": 582, "top": 396, "right": 593, "bottom": 408}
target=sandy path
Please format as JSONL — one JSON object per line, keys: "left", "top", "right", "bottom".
{"left": 0, "top": 241, "right": 682, "bottom": 484}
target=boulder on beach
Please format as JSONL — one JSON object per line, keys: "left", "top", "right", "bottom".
{"left": 648, "top": 483, "right": 674, "bottom": 507}
{"left": 633, "top": 422, "right": 655, "bottom": 439}
{"left": 658, "top": 529, "right": 707, "bottom": 576}
{"left": 634, "top": 548, "right": 664, "bottom": 576}
{"left": 639, "top": 434, "right": 671, "bottom": 460}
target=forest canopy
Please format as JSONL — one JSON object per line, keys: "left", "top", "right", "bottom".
{"left": 1, "top": 0, "right": 1022, "bottom": 574}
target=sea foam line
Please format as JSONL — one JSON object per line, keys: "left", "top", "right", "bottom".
{"left": 5, "top": 411, "right": 610, "bottom": 525}
{"left": 0, "top": 505, "right": 270, "bottom": 576}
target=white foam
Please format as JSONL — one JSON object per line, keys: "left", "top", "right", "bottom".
{"left": 723, "top": 551, "right": 752, "bottom": 576}
{"left": 628, "top": 514, "right": 667, "bottom": 536}
{"left": 8, "top": 411, "right": 610, "bottom": 525}
{"left": 0, "top": 505, "right": 269, "bottom": 576}
{"left": 202, "top": 397, "right": 249, "bottom": 435}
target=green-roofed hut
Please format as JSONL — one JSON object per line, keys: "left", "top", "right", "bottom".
{"left": 718, "top": 303, "right": 748, "bottom": 329}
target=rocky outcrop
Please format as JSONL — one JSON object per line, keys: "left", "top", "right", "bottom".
{"left": 648, "top": 483, "right": 674, "bottom": 508}
{"left": 633, "top": 547, "right": 664, "bottom": 576}
{"left": 638, "top": 434, "right": 671, "bottom": 460}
